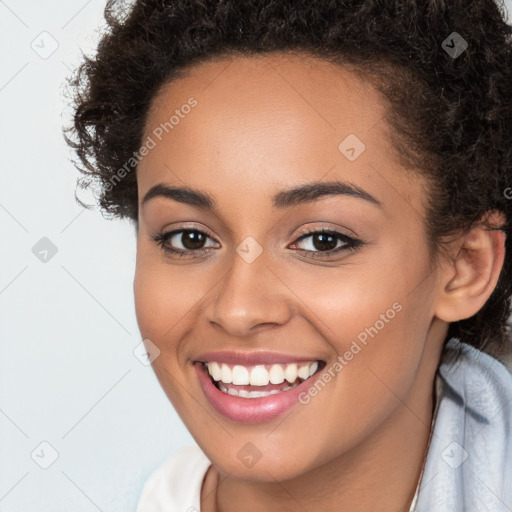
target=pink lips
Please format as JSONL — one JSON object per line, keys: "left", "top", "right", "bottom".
{"left": 194, "top": 360, "right": 320, "bottom": 423}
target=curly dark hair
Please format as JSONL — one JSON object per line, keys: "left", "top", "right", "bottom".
{"left": 64, "top": 0, "right": 512, "bottom": 360}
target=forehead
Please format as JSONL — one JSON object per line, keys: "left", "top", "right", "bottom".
{"left": 143, "top": 52, "right": 386, "bottom": 142}
{"left": 138, "top": 53, "right": 425, "bottom": 217}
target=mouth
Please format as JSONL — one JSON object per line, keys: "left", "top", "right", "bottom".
{"left": 194, "top": 357, "right": 326, "bottom": 423}
{"left": 203, "top": 360, "right": 324, "bottom": 398}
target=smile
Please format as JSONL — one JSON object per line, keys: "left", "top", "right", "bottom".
{"left": 194, "top": 356, "right": 325, "bottom": 423}
{"left": 205, "top": 361, "right": 319, "bottom": 398}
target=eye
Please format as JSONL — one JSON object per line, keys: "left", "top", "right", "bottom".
{"left": 152, "top": 228, "right": 218, "bottom": 258}
{"left": 289, "top": 227, "right": 363, "bottom": 258}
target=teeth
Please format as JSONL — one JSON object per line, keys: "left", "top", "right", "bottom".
{"left": 221, "top": 364, "right": 232, "bottom": 384}
{"left": 284, "top": 363, "right": 297, "bottom": 383}
{"left": 209, "top": 362, "right": 222, "bottom": 381}
{"left": 249, "top": 390, "right": 269, "bottom": 398}
{"left": 218, "top": 382, "right": 293, "bottom": 398}
{"left": 232, "top": 365, "right": 249, "bottom": 385}
{"left": 269, "top": 364, "right": 285, "bottom": 384}
{"left": 206, "top": 360, "right": 320, "bottom": 387}
{"left": 249, "top": 365, "right": 269, "bottom": 386}
{"left": 297, "top": 364, "right": 310, "bottom": 379}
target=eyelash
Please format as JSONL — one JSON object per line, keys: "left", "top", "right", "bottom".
{"left": 151, "top": 226, "right": 364, "bottom": 260}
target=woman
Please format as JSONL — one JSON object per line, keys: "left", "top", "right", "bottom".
{"left": 64, "top": 0, "right": 512, "bottom": 510}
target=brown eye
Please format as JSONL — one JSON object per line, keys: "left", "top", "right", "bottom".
{"left": 179, "top": 230, "right": 207, "bottom": 250}
{"left": 152, "top": 228, "right": 219, "bottom": 258}
{"left": 309, "top": 232, "right": 338, "bottom": 251}
{"left": 291, "top": 228, "right": 363, "bottom": 259}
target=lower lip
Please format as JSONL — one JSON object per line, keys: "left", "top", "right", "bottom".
{"left": 194, "top": 362, "right": 318, "bottom": 423}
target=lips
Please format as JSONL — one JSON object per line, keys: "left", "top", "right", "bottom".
{"left": 193, "top": 352, "right": 325, "bottom": 423}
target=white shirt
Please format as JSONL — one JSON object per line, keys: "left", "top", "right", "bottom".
{"left": 136, "top": 444, "right": 211, "bottom": 512}
{"left": 136, "top": 338, "right": 512, "bottom": 512}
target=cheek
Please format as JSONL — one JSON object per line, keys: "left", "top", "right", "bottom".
{"left": 133, "top": 255, "right": 210, "bottom": 343}
{"left": 133, "top": 257, "right": 196, "bottom": 408}
{"left": 277, "top": 250, "right": 426, "bottom": 350}
{"left": 277, "top": 250, "right": 434, "bottom": 408}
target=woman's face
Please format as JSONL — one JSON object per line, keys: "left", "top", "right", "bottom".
{"left": 133, "top": 53, "right": 448, "bottom": 481}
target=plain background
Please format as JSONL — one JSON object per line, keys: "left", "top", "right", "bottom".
{"left": 1, "top": 1, "right": 511, "bottom": 510}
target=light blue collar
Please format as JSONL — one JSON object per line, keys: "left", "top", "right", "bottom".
{"left": 411, "top": 337, "right": 512, "bottom": 511}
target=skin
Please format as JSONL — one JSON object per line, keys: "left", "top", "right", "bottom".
{"left": 133, "top": 53, "right": 506, "bottom": 512}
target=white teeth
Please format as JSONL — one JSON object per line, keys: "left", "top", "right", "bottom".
{"left": 221, "top": 364, "right": 232, "bottom": 384}
{"left": 232, "top": 365, "right": 250, "bottom": 385}
{"left": 284, "top": 363, "right": 297, "bottom": 383}
{"left": 249, "top": 365, "right": 269, "bottom": 386}
{"left": 297, "top": 364, "right": 310, "bottom": 379}
{"left": 209, "top": 362, "right": 222, "bottom": 381}
{"left": 206, "top": 360, "right": 321, "bottom": 387}
{"left": 269, "top": 364, "right": 285, "bottom": 384}
{"left": 248, "top": 390, "right": 267, "bottom": 398}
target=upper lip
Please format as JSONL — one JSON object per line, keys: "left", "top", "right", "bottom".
{"left": 194, "top": 351, "right": 323, "bottom": 366}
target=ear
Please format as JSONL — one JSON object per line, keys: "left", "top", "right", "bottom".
{"left": 434, "top": 211, "right": 507, "bottom": 323}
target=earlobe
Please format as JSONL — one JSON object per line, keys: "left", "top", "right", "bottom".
{"left": 434, "top": 211, "right": 506, "bottom": 323}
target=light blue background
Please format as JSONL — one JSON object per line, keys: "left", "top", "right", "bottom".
{"left": 1, "top": 1, "right": 511, "bottom": 510}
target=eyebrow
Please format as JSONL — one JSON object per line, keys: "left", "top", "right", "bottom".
{"left": 141, "top": 180, "right": 382, "bottom": 210}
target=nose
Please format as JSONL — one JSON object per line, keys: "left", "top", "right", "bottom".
{"left": 205, "top": 248, "right": 293, "bottom": 337}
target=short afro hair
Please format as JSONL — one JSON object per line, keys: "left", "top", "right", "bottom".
{"left": 64, "top": 0, "right": 512, "bottom": 360}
